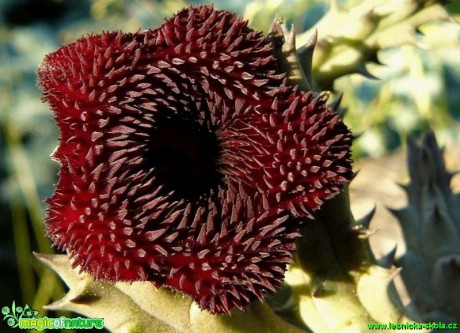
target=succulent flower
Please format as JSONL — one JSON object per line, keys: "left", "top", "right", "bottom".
{"left": 38, "top": 5, "right": 352, "bottom": 314}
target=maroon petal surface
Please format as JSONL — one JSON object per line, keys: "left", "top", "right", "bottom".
{"left": 38, "top": 5, "right": 352, "bottom": 314}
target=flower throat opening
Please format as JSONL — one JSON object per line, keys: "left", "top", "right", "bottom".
{"left": 145, "top": 116, "right": 223, "bottom": 201}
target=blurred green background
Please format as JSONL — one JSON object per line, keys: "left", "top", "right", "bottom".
{"left": 0, "top": 0, "right": 459, "bottom": 332}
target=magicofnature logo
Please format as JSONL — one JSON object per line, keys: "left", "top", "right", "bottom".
{"left": 2, "top": 301, "right": 104, "bottom": 331}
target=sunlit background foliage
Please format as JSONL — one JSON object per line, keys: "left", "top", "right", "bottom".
{"left": 0, "top": 0, "right": 459, "bottom": 331}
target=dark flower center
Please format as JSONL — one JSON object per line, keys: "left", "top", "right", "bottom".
{"left": 145, "top": 116, "right": 222, "bottom": 201}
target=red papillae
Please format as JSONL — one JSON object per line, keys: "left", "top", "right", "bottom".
{"left": 38, "top": 5, "right": 353, "bottom": 314}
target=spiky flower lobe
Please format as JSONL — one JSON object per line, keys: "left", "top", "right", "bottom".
{"left": 38, "top": 5, "right": 352, "bottom": 314}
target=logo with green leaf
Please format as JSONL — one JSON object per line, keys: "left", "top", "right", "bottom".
{"left": 2, "top": 301, "right": 39, "bottom": 328}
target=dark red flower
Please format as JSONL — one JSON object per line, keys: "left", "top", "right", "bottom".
{"left": 38, "top": 5, "right": 352, "bottom": 314}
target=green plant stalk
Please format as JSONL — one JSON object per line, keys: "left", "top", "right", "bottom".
{"left": 4, "top": 119, "right": 52, "bottom": 254}
{"left": 11, "top": 199, "right": 36, "bottom": 305}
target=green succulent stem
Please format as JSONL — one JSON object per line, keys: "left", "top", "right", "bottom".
{"left": 289, "top": 186, "right": 406, "bottom": 332}
{"left": 269, "top": 17, "right": 313, "bottom": 92}
{"left": 295, "top": 0, "right": 451, "bottom": 90}
{"left": 34, "top": 253, "right": 306, "bottom": 333}
{"left": 392, "top": 131, "right": 460, "bottom": 322}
